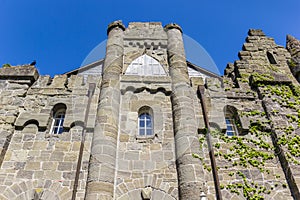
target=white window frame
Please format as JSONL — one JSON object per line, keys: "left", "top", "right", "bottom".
{"left": 125, "top": 54, "right": 166, "bottom": 76}
{"left": 138, "top": 112, "right": 153, "bottom": 136}
{"left": 225, "top": 117, "right": 238, "bottom": 136}
{"left": 50, "top": 109, "right": 65, "bottom": 134}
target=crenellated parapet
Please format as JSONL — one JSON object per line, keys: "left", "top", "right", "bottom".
{"left": 14, "top": 74, "right": 101, "bottom": 132}
{"left": 31, "top": 74, "right": 100, "bottom": 91}
{"left": 229, "top": 29, "right": 297, "bottom": 87}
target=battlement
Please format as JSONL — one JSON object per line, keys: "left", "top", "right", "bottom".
{"left": 30, "top": 74, "right": 101, "bottom": 94}
{"left": 124, "top": 22, "right": 167, "bottom": 40}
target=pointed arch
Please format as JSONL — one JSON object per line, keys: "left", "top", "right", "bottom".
{"left": 125, "top": 54, "right": 166, "bottom": 76}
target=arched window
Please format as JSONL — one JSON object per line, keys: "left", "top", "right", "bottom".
{"left": 224, "top": 106, "right": 239, "bottom": 136}
{"left": 125, "top": 54, "right": 166, "bottom": 76}
{"left": 50, "top": 104, "right": 66, "bottom": 134}
{"left": 138, "top": 106, "right": 153, "bottom": 136}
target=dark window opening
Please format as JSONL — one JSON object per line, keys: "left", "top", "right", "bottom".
{"left": 267, "top": 51, "right": 277, "bottom": 64}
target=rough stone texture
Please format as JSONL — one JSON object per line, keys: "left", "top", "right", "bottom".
{"left": 0, "top": 22, "right": 300, "bottom": 200}
{"left": 0, "top": 69, "right": 100, "bottom": 200}
{"left": 165, "top": 24, "right": 205, "bottom": 199}
{"left": 217, "top": 30, "right": 300, "bottom": 199}
{"left": 85, "top": 20, "right": 124, "bottom": 200}
{"left": 286, "top": 34, "right": 300, "bottom": 82}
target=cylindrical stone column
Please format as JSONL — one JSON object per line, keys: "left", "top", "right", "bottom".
{"left": 85, "top": 21, "right": 125, "bottom": 200}
{"left": 165, "top": 23, "right": 203, "bottom": 199}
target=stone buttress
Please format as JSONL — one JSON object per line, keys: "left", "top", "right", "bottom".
{"left": 85, "top": 21, "right": 125, "bottom": 199}
{"left": 165, "top": 24, "right": 204, "bottom": 199}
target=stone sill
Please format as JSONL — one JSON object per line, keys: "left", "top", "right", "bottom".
{"left": 135, "top": 135, "right": 156, "bottom": 142}
{"left": 121, "top": 75, "right": 171, "bottom": 83}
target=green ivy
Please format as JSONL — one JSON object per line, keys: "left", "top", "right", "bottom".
{"left": 288, "top": 59, "right": 297, "bottom": 67}
{"left": 194, "top": 81, "right": 300, "bottom": 199}
{"left": 260, "top": 84, "right": 300, "bottom": 162}
{"left": 2, "top": 63, "right": 11, "bottom": 68}
{"left": 252, "top": 72, "right": 275, "bottom": 83}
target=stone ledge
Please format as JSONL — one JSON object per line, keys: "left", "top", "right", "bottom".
{"left": 121, "top": 75, "right": 171, "bottom": 83}
{"left": 249, "top": 71, "right": 292, "bottom": 86}
{"left": 15, "top": 112, "right": 49, "bottom": 129}
{"left": 0, "top": 66, "right": 39, "bottom": 82}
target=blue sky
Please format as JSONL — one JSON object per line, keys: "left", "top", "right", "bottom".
{"left": 1, "top": 0, "right": 299, "bottom": 77}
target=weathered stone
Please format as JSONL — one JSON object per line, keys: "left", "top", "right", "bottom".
{"left": 0, "top": 22, "right": 299, "bottom": 200}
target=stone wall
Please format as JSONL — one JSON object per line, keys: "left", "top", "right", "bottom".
{"left": 0, "top": 22, "right": 299, "bottom": 200}
{"left": 0, "top": 68, "right": 101, "bottom": 200}
{"left": 286, "top": 35, "right": 300, "bottom": 82}
{"left": 195, "top": 29, "right": 300, "bottom": 199}
{"left": 115, "top": 76, "right": 177, "bottom": 199}
{"left": 123, "top": 22, "right": 169, "bottom": 75}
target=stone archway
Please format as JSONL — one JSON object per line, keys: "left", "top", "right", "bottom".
{"left": 0, "top": 181, "right": 71, "bottom": 200}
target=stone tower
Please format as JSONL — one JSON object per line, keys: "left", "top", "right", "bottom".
{"left": 84, "top": 21, "right": 206, "bottom": 199}
{"left": 0, "top": 21, "right": 299, "bottom": 200}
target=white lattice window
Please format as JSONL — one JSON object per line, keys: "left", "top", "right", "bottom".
{"left": 138, "top": 106, "right": 154, "bottom": 136}
{"left": 138, "top": 113, "right": 153, "bottom": 136}
{"left": 225, "top": 118, "right": 238, "bottom": 136}
{"left": 125, "top": 55, "right": 166, "bottom": 76}
{"left": 50, "top": 108, "right": 66, "bottom": 134}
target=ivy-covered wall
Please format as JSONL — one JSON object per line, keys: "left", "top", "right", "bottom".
{"left": 194, "top": 30, "right": 300, "bottom": 199}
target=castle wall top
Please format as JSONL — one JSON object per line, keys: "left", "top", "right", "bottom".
{"left": 0, "top": 65, "right": 39, "bottom": 83}
{"left": 124, "top": 22, "right": 167, "bottom": 40}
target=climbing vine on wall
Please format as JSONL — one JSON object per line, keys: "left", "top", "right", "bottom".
{"left": 260, "top": 84, "right": 300, "bottom": 165}
{"left": 194, "top": 76, "right": 300, "bottom": 199}
{"left": 193, "top": 94, "right": 300, "bottom": 200}
{"left": 193, "top": 119, "right": 281, "bottom": 199}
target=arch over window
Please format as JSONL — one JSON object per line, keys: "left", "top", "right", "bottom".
{"left": 224, "top": 106, "right": 239, "bottom": 136}
{"left": 138, "top": 106, "right": 153, "bottom": 136}
{"left": 125, "top": 54, "right": 166, "bottom": 76}
{"left": 50, "top": 104, "right": 67, "bottom": 134}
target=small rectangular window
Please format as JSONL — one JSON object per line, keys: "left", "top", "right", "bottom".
{"left": 138, "top": 112, "right": 153, "bottom": 136}
{"left": 50, "top": 110, "right": 65, "bottom": 134}
{"left": 225, "top": 118, "right": 238, "bottom": 136}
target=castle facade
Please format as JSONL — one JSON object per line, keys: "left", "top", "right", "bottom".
{"left": 0, "top": 21, "right": 299, "bottom": 200}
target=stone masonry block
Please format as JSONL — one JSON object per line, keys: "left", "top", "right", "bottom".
{"left": 0, "top": 65, "right": 39, "bottom": 82}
